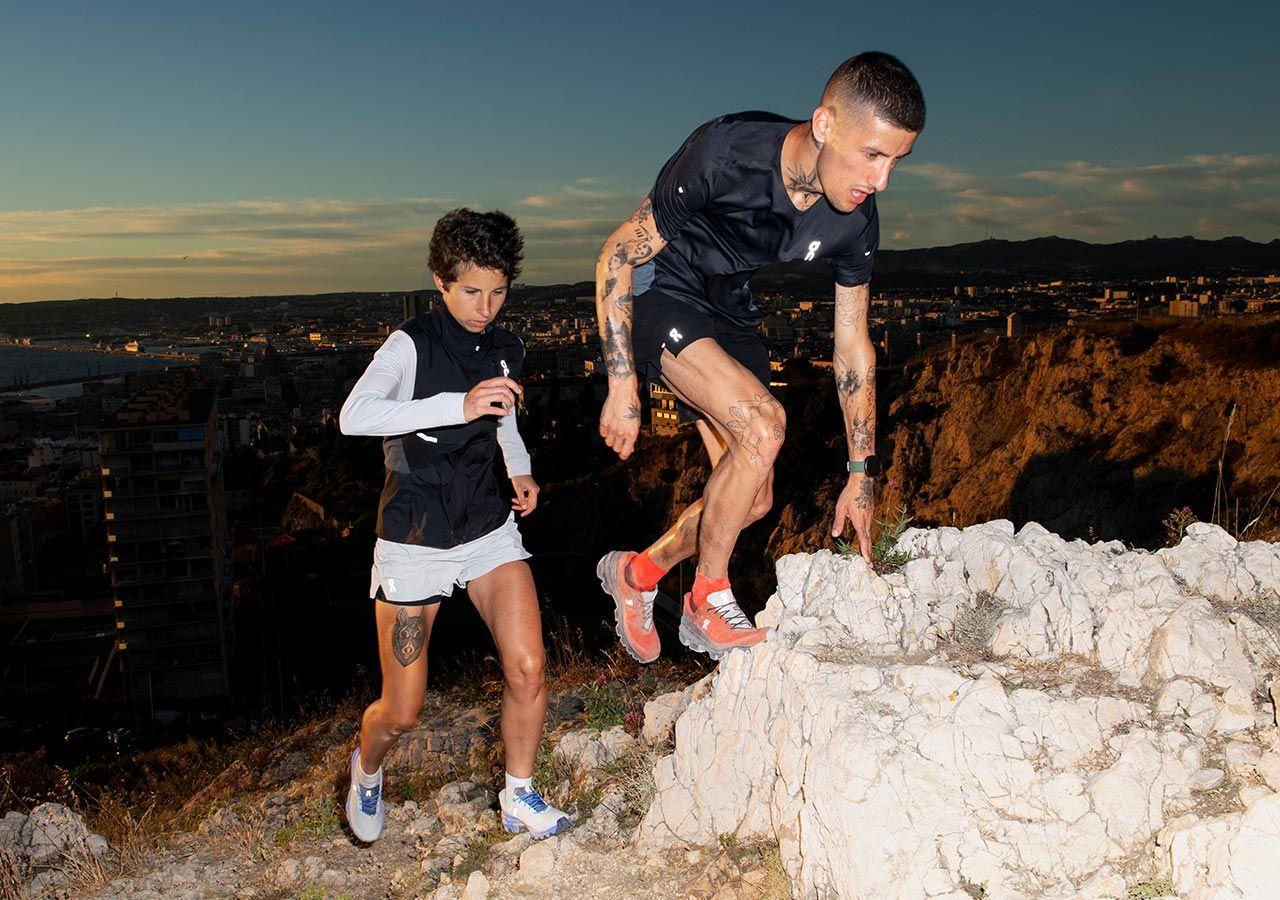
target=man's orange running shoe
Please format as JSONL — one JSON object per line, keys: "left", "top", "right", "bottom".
{"left": 596, "top": 550, "right": 661, "bottom": 663}
{"left": 678, "top": 588, "right": 769, "bottom": 660}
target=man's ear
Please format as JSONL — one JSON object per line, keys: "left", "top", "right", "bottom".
{"left": 431, "top": 271, "right": 447, "bottom": 293}
{"left": 811, "top": 105, "right": 835, "bottom": 147}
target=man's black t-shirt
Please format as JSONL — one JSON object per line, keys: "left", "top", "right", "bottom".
{"left": 639, "top": 111, "right": 879, "bottom": 328}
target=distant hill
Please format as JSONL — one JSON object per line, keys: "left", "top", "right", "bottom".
{"left": 3, "top": 236, "right": 1277, "bottom": 329}
{"left": 751, "top": 235, "right": 1280, "bottom": 292}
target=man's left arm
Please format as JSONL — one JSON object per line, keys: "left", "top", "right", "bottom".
{"left": 830, "top": 281, "right": 877, "bottom": 563}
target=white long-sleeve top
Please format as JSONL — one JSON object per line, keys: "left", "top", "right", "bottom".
{"left": 338, "top": 329, "right": 532, "bottom": 477}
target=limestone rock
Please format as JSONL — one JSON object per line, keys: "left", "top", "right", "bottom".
{"left": 555, "top": 726, "right": 635, "bottom": 774}
{"left": 638, "top": 523, "right": 1280, "bottom": 898}
{"left": 519, "top": 840, "right": 556, "bottom": 878}
{"left": 460, "top": 870, "right": 490, "bottom": 899}
{"left": 642, "top": 676, "right": 712, "bottom": 746}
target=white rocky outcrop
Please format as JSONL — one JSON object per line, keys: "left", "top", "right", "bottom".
{"left": 639, "top": 521, "right": 1280, "bottom": 899}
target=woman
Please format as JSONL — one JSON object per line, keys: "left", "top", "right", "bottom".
{"left": 338, "top": 209, "right": 572, "bottom": 842}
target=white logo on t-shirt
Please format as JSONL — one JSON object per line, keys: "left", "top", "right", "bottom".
{"left": 500, "top": 359, "right": 510, "bottom": 377}
{"left": 669, "top": 328, "right": 684, "bottom": 343}
{"left": 804, "top": 240, "right": 822, "bottom": 261}
{"left": 864, "top": 249, "right": 872, "bottom": 256}
{"left": 677, "top": 186, "right": 685, "bottom": 194}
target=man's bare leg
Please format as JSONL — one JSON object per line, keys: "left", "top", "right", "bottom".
{"left": 644, "top": 414, "right": 774, "bottom": 572}
{"left": 656, "top": 340, "right": 785, "bottom": 579}
{"left": 358, "top": 601, "right": 441, "bottom": 771}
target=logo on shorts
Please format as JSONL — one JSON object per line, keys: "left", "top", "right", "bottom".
{"left": 668, "top": 328, "right": 684, "bottom": 343}
{"left": 385, "top": 577, "right": 397, "bottom": 594}
{"left": 804, "top": 240, "right": 822, "bottom": 261}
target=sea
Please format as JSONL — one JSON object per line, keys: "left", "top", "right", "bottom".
{"left": 0, "top": 342, "right": 189, "bottom": 398}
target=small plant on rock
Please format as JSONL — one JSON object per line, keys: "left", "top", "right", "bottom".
{"left": 1127, "top": 877, "right": 1175, "bottom": 899}
{"left": 836, "top": 503, "right": 916, "bottom": 573}
{"left": 953, "top": 591, "right": 1007, "bottom": 655}
{"left": 583, "top": 680, "right": 627, "bottom": 731}
{"left": 1162, "top": 505, "right": 1197, "bottom": 547}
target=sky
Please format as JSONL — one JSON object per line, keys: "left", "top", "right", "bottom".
{"left": 1, "top": 0, "right": 1277, "bottom": 302}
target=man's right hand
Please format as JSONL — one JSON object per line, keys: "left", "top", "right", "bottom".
{"left": 463, "top": 377, "right": 521, "bottom": 421}
{"left": 600, "top": 385, "right": 641, "bottom": 459}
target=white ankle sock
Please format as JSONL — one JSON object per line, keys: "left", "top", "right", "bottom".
{"left": 356, "top": 751, "right": 381, "bottom": 787}
{"left": 505, "top": 772, "right": 533, "bottom": 797}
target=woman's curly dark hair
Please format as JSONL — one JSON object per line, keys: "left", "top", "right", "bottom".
{"left": 428, "top": 208, "right": 524, "bottom": 287}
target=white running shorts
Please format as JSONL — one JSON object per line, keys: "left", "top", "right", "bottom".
{"left": 369, "top": 513, "right": 531, "bottom": 605}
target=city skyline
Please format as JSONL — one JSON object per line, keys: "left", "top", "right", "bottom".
{"left": 2, "top": 0, "right": 1278, "bottom": 302}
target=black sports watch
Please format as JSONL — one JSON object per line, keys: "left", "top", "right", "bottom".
{"left": 847, "top": 454, "right": 883, "bottom": 478}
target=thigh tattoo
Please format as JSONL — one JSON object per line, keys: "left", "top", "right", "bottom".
{"left": 392, "top": 607, "right": 426, "bottom": 667}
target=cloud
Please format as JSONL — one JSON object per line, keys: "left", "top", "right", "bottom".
{"left": 3, "top": 152, "right": 1275, "bottom": 300}
{"left": 518, "top": 195, "right": 560, "bottom": 208}
{"left": 0, "top": 193, "right": 637, "bottom": 301}
{"left": 900, "top": 163, "right": 977, "bottom": 191}
{"left": 885, "top": 152, "right": 1280, "bottom": 245}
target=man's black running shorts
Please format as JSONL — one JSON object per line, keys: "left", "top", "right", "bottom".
{"left": 631, "top": 288, "right": 771, "bottom": 421}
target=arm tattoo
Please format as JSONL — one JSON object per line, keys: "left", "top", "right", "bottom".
{"left": 602, "top": 243, "right": 630, "bottom": 308}
{"left": 835, "top": 367, "right": 863, "bottom": 403}
{"left": 596, "top": 198, "right": 660, "bottom": 381}
{"left": 726, "top": 393, "right": 784, "bottom": 466}
{"left": 849, "top": 410, "right": 874, "bottom": 454}
{"left": 627, "top": 197, "right": 653, "bottom": 225}
{"left": 392, "top": 607, "right": 426, "bottom": 667}
{"left": 854, "top": 476, "right": 875, "bottom": 510}
{"left": 602, "top": 316, "right": 635, "bottom": 378}
{"left": 835, "top": 292, "right": 863, "bottom": 328}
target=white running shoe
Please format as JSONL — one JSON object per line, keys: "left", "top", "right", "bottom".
{"left": 345, "top": 748, "right": 385, "bottom": 842}
{"left": 499, "top": 786, "right": 575, "bottom": 840}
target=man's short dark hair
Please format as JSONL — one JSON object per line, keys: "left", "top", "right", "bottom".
{"left": 823, "top": 52, "right": 926, "bottom": 133}
{"left": 428, "top": 208, "right": 525, "bottom": 286}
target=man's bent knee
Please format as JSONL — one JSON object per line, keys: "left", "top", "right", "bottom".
{"left": 731, "top": 409, "right": 785, "bottom": 469}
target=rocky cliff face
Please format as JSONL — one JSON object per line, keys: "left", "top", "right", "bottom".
{"left": 885, "top": 317, "right": 1280, "bottom": 546}
{"left": 640, "top": 520, "right": 1280, "bottom": 899}
{"left": 761, "top": 317, "right": 1280, "bottom": 563}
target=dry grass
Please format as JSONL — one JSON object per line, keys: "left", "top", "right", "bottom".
{"left": 1, "top": 847, "right": 25, "bottom": 900}
{"left": 950, "top": 591, "right": 1007, "bottom": 658}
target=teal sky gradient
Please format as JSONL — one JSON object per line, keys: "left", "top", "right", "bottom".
{"left": 2, "top": 0, "right": 1277, "bottom": 300}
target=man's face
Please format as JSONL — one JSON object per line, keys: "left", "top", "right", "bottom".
{"left": 814, "top": 107, "right": 918, "bottom": 213}
{"left": 433, "top": 263, "right": 509, "bottom": 333}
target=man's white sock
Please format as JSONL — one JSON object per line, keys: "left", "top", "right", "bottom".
{"left": 357, "top": 750, "right": 381, "bottom": 788}
{"left": 505, "top": 772, "right": 533, "bottom": 798}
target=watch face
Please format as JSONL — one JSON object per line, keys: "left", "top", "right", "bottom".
{"left": 864, "top": 455, "right": 883, "bottom": 478}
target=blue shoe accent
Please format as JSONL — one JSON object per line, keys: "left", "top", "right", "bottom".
{"left": 359, "top": 783, "right": 380, "bottom": 816}
{"left": 516, "top": 787, "right": 549, "bottom": 813}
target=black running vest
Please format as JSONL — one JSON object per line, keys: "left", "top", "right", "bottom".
{"left": 375, "top": 310, "right": 525, "bottom": 549}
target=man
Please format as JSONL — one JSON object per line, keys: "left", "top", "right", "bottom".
{"left": 339, "top": 209, "right": 573, "bottom": 843}
{"left": 595, "top": 52, "right": 924, "bottom": 662}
